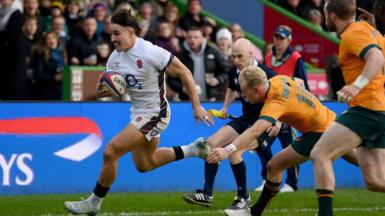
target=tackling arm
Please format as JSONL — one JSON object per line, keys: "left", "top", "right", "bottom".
{"left": 207, "top": 119, "right": 273, "bottom": 163}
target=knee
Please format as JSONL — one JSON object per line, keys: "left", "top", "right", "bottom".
{"left": 267, "top": 160, "right": 281, "bottom": 175}
{"left": 364, "top": 176, "right": 385, "bottom": 192}
{"left": 135, "top": 163, "right": 155, "bottom": 173}
{"left": 365, "top": 180, "right": 384, "bottom": 192}
{"left": 309, "top": 147, "right": 326, "bottom": 163}
{"left": 103, "top": 144, "right": 119, "bottom": 162}
{"left": 207, "top": 136, "right": 219, "bottom": 148}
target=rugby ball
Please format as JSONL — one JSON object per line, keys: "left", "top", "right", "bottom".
{"left": 99, "top": 71, "right": 128, "bottom": 95}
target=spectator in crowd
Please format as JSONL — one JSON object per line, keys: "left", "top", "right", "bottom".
{"left": 228, "top": 23, "right": 264, "bottom": 63}
{"left": 215, "top": 28, "right": 232, "bottom": 63}
{"left": 163, "top": 3, "right": 180, "bottom": 27}
{"left": 92, "top": 2, "right": 108, "bottom": 35}
{"left": 202, "top": 18, "right": 217, "bottom": 44}
{"left": 116, "top": 2, "right": 136, "bottom": 15}
{"left": 95, "top": 41, "right": 111, "bottom": 66}
{"left": 168, "top": 27, "right": 229, "bottom": 101}
{"left": 137, "top": 1, "right": 154, "bottom": 38}
{"left": 228, "top": 23, "right": 244, "bottom": 42}
{"left": 100, "top": 15, "right": 113, "bottom": 49}
{"left": 50, "top": 1, "right": 65, "bottom": 18}
{"left": 262, "top": 42, "right": 274, "bottom": 58}
{"left": 45, "top": 1, "right": 65, "bottom": 31}
{"left": 39, "top": 0, "right": 51, "bottom": 17}
{"left": 150, "top": 0, "right": 169, "bottom": 17}
{"left": 23, "top": 0, "right": 45, "bottom": 39}
{"left": 0, "top": 0, "right": 27, "bottom": 100}
{"left": 299, "top": 0, "right": 324, "bottom": 17}
{"left": 113, "top": 0, "right": 136, "bottom": 11}
{"left": 152, "top": 21, "right": 179, "bottom": 53}
{"left": 178, "top": 0, "right": 206, "bottom": 35}
{"left": 308, "top": 9, "right": 323, "bottom": 29}
{"left": 23, "top": 16, "right": 39, "bottom": 99}
{"left": 51, "top": 16, "right": 69, "bottom": 49}
{"left": 30, "top": 31, "right": 66, "bottom": 100}
{"left": 23, "top": 16, "right": 39, "bottom": 55}
{"left": 149, "top": 3, "right": 182, "bottom": 39}
{"left": 277, "top": 0, "right": 303, "bottom": 17}
{"left": 66, "top": 16, "right": 103, "bottom": 65}
{"left": 265, "top": 25, "right": 310, "bottom": 90}
{"left": 64, "top": 0, "right": 82, "bottom": 37}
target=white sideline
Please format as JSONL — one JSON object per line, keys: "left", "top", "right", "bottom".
{"left": 42, "top": 207, "right": 385, "bottom": 216}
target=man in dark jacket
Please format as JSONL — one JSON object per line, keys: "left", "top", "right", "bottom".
{"left": 168, "top": 27, "right": 229, "bottom": 101}
{"left": 0, "top": 0, "right": 27, "bottom": 100}
{"left": 66, "top": 16, "right": 103, "bottom": 66}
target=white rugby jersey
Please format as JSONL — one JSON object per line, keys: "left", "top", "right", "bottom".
{"left": 106, "top": 38, "right": 172, "bottom": 116}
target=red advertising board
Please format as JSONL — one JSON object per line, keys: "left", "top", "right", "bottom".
{"left": 308, "top": 72, "right": 329, "bottom": 97}
{"left": 263, "top": 7, "right": 338, "bottom": 68}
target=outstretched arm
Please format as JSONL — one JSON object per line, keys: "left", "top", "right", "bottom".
{"left": 207, "top": 119, "right": 272, "bottom": 163}
{"left": 166, "top": 56, "right": 214, "bottom": 126}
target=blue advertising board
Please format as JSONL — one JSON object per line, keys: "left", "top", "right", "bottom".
{"left": 0, "top": 102, "right": 362, "bottom": 195}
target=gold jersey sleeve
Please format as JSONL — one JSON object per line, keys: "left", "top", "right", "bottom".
{"left": 259, "top": 76, "right": 336, "bottom": 133}
{"left": 339, "top": 22, "right": 385, "bottom": 111}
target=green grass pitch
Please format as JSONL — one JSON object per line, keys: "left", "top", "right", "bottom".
{"left": 1, "top": 189, "right": 385, "bottom": 215}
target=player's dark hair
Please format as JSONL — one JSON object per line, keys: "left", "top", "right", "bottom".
{"left": 325, "top": 0, "right": 356, "bottom": 20}
{"left": 111, "top": 9, "right": 141, "bottom": 35}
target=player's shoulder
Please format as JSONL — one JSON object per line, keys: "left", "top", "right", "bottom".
{"left": 106, "top": 50, "right": 119, "bottom": 68}
{"left": 269, "top": 76, "right": 293, "bottom": 93}
{"left": 269, "top": 75, "right": 286, "bottom": 83}
{"left": 342, "top": 21, "right": 377, "bottom": 38}
{"left": 137, "top": 38, "right": 170, "bottom": 61}
{"left": 138, "top": 38, "right": 167, "bottom": 53}
{"left": 108, "top": 50, "right": 119, "bottom": 58}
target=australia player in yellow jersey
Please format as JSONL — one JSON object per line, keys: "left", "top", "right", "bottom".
{"left": 310, "top": 1, "right": 385, "bottom": 216}
{"left": 206, "top": 65, "right": 357, "bottom": 216}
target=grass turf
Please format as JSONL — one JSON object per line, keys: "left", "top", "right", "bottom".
{"left": 1, "top": 189, "right": 385, "bottom": 215}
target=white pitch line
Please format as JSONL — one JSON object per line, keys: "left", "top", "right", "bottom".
{"left": 39, "top": 207, "right": 385, "bottom": 216}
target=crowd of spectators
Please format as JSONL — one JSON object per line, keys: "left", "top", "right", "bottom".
{"left": 0, "top": 0, "right": 259, "bottom": 101}
{"left": 272, "top": 0, "right": 375, "bottom": 30}
{"left": 0, "top": 0, "right": 371, "bottom": 101}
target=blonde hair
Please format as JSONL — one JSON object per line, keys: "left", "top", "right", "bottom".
{"left": 240, "top": 66, "right": 267, "bottom": 87}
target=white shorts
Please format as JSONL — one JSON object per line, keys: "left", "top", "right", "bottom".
{"left": 130, "top": 111, "right": 171, "bottom": 141}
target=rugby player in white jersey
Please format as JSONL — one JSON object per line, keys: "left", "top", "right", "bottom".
{"left": 64, "top": 9, "right": 214, "bottom": 215}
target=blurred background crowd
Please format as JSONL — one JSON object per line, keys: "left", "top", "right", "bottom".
{"left": 0, "top": 0, "right": 376, "bottom": 101}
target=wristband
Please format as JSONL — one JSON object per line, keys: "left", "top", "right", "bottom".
{"left": 225, "top": 143, "right": 237, "bottom": 153}
{"left": 352, "top": 75, "right": 369, "bottom": 90}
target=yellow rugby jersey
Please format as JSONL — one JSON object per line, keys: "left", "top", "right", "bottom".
{"left": 259, "top": 76, "right": 336, "bottom": 133}
{"left": 339, "top": 21, "right": 385, "bottom": 111}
